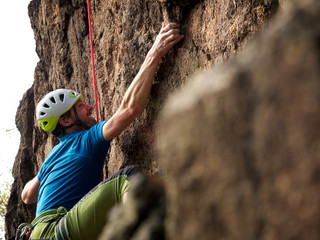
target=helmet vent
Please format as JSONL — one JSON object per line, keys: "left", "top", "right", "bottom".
{"left": 40, "top": 112, "right": 46, "bottom": 116}
{"left": 50, "top": 97, "right": 56, "bottom": 104}
{"left": 43, "top": 103, "right": 50, "bottom": 109}
{"left": 59, "top": 94, "right": 65, "bottom": 102}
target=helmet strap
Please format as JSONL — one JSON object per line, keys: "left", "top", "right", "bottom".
{"left": 63, "top": 106, "right": 90, "bottom": 131}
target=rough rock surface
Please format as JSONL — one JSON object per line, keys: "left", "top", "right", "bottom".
{"left": 158, "top": 0, "right": 320, "bottom": 239}
{"left": 5, "top": 0, "right": 278, "bottom": 238}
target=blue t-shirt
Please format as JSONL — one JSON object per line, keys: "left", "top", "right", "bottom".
{"left": 36, "top": 121, "right": 110, "bottom": 216}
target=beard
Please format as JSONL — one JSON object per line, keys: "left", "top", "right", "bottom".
{"left": 87, "top": 118, "right": 98, "bottom": 129}
{"left": 82, "top": 117, "right": 97, "bottom": 130}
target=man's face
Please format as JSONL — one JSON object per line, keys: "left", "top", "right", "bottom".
{"left": 73, "top": 99, "right": 97, "bottom": 129}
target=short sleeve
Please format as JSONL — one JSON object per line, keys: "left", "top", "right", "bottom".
{"left": 77, "top": 121, "right": 111, "bottom": 157}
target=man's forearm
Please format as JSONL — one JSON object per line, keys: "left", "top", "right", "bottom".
{"left": 120, "top": 23, "right": 183, "bottom": 116}
{"left": 102, "top": 23, "right": 183, "bottom": 140}
{"left": 121, "top": 52, "right": 160, "bottom": 115}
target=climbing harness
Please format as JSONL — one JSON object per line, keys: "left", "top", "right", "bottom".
{"left": 11, "top": 207, "right": 68, "bottom": 240}
{"left": 87, "top": 0, "right": 100, "bottom": 123}
{"left": 13, "top": 223, "right": 32, "bottom": 240}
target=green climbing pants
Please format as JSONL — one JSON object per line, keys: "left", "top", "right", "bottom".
{"left": 30, "top": 165, "right": 140, "bottom": 240}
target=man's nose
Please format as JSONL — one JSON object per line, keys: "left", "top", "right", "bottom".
{"left": 86, "top": 104, "right": 94, "bottom": 111}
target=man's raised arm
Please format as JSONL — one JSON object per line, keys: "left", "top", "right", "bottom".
{"left": 103, "top": 22, "right": 183, "bottom": 140}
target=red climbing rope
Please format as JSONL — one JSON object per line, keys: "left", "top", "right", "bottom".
{"left": 87, "top": 0, "right": 100, "bottom": 123}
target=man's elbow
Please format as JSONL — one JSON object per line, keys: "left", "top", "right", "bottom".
{"left": 22, "top": 197, "right": 37, "bottom": 205}
{"left": 130, "top": 105, "right": 144, "bottom": 118}
{"left": 21, "top": 193, "right": 29, "bottom": 204}
{"left": 122, "top": 96, "right": 145, "bottom": 118}
{"left": 21, "top": 193, "right": 30, "bottom": 205}
{"left": 125, "top": 104, "right": 143, "bottom": 120}
{"left": 21, "top": 176, "right": 40, "bottom": 205}
{"left": 21, "top": 190, "right": 37, "bottom": 205}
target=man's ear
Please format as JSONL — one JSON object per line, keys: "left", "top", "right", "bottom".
{"left": 59, "top": 115, "right": 73, "bottom": 127}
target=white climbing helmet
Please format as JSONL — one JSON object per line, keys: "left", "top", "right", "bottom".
{"left": 36, "top": 89, "right": 83, "bottom": 132}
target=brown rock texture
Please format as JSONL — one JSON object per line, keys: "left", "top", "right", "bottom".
{"left": 158, "top": 0, "right": 320, "bottom": 239}
{"left": 5, "top": 0, "right": 278, "bottom": 238}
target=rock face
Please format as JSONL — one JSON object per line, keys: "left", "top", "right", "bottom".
{"left": 158, "top": 0, "right": 320, "bottom": 239}
{"left": 5, "top": 0, "right": 279, "bottom": 238}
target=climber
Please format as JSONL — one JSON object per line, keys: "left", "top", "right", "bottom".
{"left": 20, "top": 22, "right": 184, "bottom": 240}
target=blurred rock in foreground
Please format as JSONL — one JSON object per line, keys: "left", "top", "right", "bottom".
{"left": 158, "top": 0, "right": 320, "bottom": 239}
{"left": 99, "top": 174, "right": 166, "bottom": 240}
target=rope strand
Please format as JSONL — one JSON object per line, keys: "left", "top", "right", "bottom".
{"left": 87, "top": 0, "right": 100, "bottom": 122}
